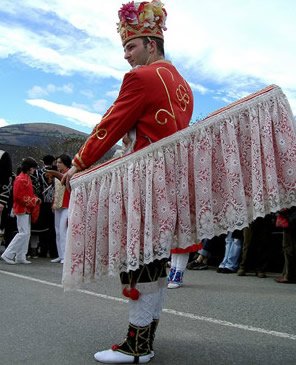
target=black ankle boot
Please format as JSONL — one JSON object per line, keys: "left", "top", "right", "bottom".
{"left": 149, "top": 319, "right": 159, "bottom": 353}
{"left": 114, "top": 323, "right": 151, "bottom": 363}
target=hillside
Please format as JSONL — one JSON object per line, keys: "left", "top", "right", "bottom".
{"left": 0, "top": 123, "right": 87, "bottom": 147}
{"left": 0, "top": 123, "right": 120, "bottom": 171}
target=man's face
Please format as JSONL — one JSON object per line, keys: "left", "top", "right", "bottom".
{"left": 123, "top": 38, "right": 150, "bottom": 68}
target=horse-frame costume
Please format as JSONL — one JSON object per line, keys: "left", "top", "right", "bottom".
{"left": 62, "top": 1, "right": 296, "bottom": 364}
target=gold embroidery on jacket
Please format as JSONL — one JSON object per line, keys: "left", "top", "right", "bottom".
{"left": 23, "top": 196, "right": 38, "bottom": 207}
{"left": 96, "top": 128, "right": 107, "bottom": 139}
{"left": 101, "top": 105, "right": 115, "bottom": 120}
{"left": 75, "top": 154, "right": 86, "bottom": 169}
{"left": 176, "top": 84, "right": 190, "bottom": 111}
{"left": 155, "top": 67, "right": 176, "bottom": 125}
{"left": 77, "top": 104, "right": 115, "bottom": 163}
{"left": 79, "top": 123, "right": 108, "bottom": 161}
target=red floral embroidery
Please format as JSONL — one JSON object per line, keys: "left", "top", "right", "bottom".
{"left": 129, "top": 331, "right": 135, "bottom": 338}
{"left": 112, "top": 344, "right": 119, "bottom": 351}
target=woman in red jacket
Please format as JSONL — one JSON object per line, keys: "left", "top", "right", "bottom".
{"left": 50, "top": 154, "right": 71, "bottom": 264}
{"left": 1, "top": 157, "right": 41, "bottom": 264}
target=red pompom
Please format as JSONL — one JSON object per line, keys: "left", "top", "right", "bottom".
{"left": 122, "top": 287, "right": 130, "bottom": 298}
{"left": 112, "top": 344, "right": 119, "bottom": 351}
{"left": 129, "top": 288, "right": 140, "bottom": 300}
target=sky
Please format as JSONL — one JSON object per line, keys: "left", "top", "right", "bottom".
{"left": 0, "top": 0, "right": 295, "bottom": 135}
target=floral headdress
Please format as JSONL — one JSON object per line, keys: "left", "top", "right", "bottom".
{"left": 118, "top": 0, "right": 167, "bottom": 45}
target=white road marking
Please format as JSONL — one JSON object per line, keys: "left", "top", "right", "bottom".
{"left": 1, "top": 269, "right": 296, "bottom": 341}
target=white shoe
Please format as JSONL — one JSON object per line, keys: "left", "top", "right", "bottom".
{"left": 50, "top": 258, "right": 61, "bottom": 263}
{"left": 60, "top": 259, "right": 64, "bottom": 264}
{"left": 1, "top": 253, "right": 16, "bottom": 265}
{"left": 94, "top": 349, "right": 152, "bottom": 363}
{"left": 16, "top": 259, "right": 32, "bottom": 264}
{"left": 168, "top": 282, "right": 182, "bottom": 289}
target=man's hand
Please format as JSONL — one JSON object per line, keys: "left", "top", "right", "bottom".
{"left": 61, "top": 166, "right": 78, "bottom": 191}
{"left": 44, "top": 170, "right": 63, "bottom": 182}
{"left": 0, "top": 203, "right": 5, "bottom": 212}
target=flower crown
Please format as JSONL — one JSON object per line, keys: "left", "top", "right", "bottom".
{"left": 118, "top": 1, "right": 167, "bottom": 45}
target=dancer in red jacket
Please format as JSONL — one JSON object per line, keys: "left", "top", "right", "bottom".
{"left": 1, "top": 157, "right": 40, "bottom": 264}
{"left": 62, "top": 1, "right": 194, "bottom": 363}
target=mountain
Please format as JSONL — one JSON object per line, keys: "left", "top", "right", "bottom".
{"left": 0, "top": 123, "right": 87, "bottom": 147}
{"left": 0, "top": 123, "right": 120, "bottom": 171}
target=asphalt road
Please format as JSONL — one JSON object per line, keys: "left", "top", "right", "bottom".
{"left": 0, "top": 257, "right": 295, "bottom": 365}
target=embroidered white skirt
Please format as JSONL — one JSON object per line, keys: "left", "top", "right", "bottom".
{"left": 63, "top": 85, "right": 296, "bottom": 290}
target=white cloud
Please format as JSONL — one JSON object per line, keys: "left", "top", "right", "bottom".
{"left": 71, "top": 102, "right": 90, "bottom": 111}
{"left": 0, "top": 118, "right": 9, "bottom": 127}
{"left": 93, "top": 99, "right": 108, "bottom": 113}
{"left": 0, "top": 0, "right": 296, "bottom": 115}
{"left": 106, "top": 90, "right": 119, "bottom": 99}
{"left": 47, "top": 83, "right": 74, "bottom": 94}
{"left": 27, "top": 83, "right": 74, "bottom": 98}
{"left": 27, "top": 86, "right": 49, "bottom": 98}
{"left": 106, "top": 84, "right": 121, "bottom": 99}
{"left": 213, "top": 88, "right": 250, "bottom": 104}
{"left": 26, "top": 99, "right": 101, "bottom": 128}
{"left": 80, "top": 90, "right": 94, "bottom": 99}
{"left": 189, "top": 83, "right": 211, "bottom": 95}
{"left": 0, "top": 21, "right": 125, "bottom": 79}
{"left": 166, "top": 1, "right": 296, "bottom": 83}
{"left": 165, "top": 0, "right": 296, "bottom": 113}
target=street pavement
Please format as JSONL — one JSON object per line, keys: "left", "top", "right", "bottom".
{"left": 0, "top": 257, "right": 295, "bottom": 365}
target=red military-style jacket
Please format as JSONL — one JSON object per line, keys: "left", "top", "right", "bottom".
{"left": 73, "top": 60, "right": 194, "bottom": 170}
{"left": 13, "top": 172, "right": 40, "bottom": 217}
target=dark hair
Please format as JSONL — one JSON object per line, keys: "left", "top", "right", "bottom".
{"left": 16, "top": 166, "right": 22, "bottom": 176}
{"left": 142, "top": 36, "right": 165, "bottom": 56}
{"left": 57, "top": 154, "right": 72, "bottom": 168}
{"left": 42, "top": 155, "right": 56, "bottom": 165}
{"left": 21, "top": 157, "right": 38, "bottom": 173}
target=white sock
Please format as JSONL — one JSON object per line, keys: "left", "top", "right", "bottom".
{"left": 170, "top": 253, "right": 178, "bottom": 268}
{"left": 176, "top": 252, "right": 189, "bottom": 271}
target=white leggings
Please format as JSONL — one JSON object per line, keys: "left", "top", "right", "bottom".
{"left": 129, "top": 287, "right": 167, "bottom": 327}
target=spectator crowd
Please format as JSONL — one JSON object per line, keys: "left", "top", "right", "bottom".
{"left": 0, "top": 150, "right": 71, "bottom": 266}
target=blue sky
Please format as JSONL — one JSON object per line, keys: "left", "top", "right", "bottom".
{"left": 0, "top": 0, "right": 295, "bottom": 135}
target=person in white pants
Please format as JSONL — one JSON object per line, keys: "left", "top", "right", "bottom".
{"left": 3, "top": 214, "right": 31, "bottom": 263}
{"left": 53, "top": 207, "right": 68, "bottom": 264}
{"left": 50, "top": 154, "right": 71, "bottom": 264}
{"left": 1, "top": 157, "right": 40, "bottom": 265}
{"left": 61, "top": 1, "right": 194, "bottom": 362}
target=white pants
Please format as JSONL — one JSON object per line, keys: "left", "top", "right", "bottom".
{"left": 54, "top": 208, "right": 68, "bottom": 260}
{"left": 4, "top": 214, "right": 31, "bottom": 261}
